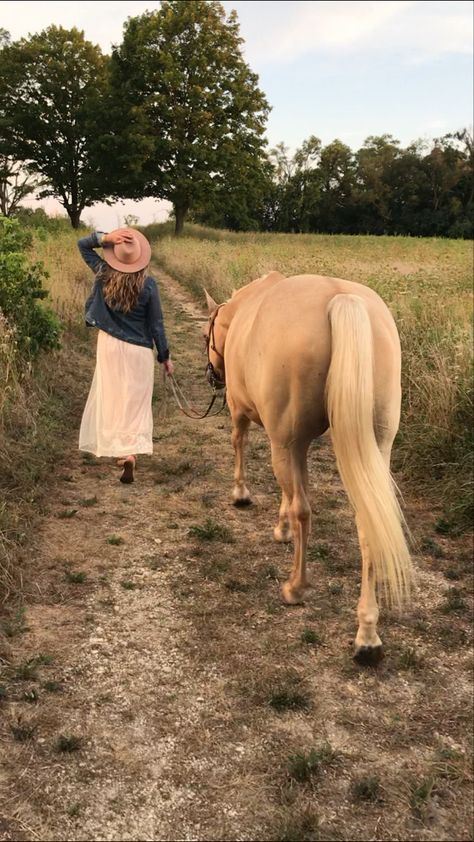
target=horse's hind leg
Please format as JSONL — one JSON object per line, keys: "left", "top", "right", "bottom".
{"left": 274, "top": 491, "right": 292, "bottom": 543}
{"left": 354, "top": 520, "right": 383, "bottom": 665}
{"left": 271, "top": 442, "right": 311, "bottom": 604}
{"left": 354, "top": 441, "right": 393, "bottom": 665}
{"left": 231, "top": 414, "right": 252, "bottom": 506}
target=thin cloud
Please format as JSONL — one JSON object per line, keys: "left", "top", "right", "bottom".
{"left": 235, "top": 0, "right": 473, "bottom": 64}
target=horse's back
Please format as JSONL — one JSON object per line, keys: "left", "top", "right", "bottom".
{"left": 225, "top": 273, "right": 401, "bottom": 440}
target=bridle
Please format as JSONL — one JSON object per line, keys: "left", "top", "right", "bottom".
{"left": 205, "top": 304, "right": 226, "bottom": 391}
{"left": 161, "top": 303, "right": 227, "bottom": 421}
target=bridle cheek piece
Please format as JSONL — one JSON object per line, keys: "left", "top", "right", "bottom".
{"left": 206, "top": 361, "right": 225, "bottom": 390}
{"left": 205, "top": 306, "right": 226, "bottom": 391}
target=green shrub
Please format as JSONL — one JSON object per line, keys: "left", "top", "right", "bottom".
{"left": 0, "top": 216, "right": 61, "bottom": 357}
{"left": 14, "top": 207, "right": 81, "bottom": 235}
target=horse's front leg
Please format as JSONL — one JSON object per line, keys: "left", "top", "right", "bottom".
{"left": 231, "top": 414, "right": 252, "bottom": 506}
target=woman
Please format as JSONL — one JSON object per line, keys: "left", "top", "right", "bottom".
{"left": 77, "top": 228, "right": 173, "bottom": 483}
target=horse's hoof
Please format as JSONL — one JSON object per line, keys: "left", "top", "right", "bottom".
{"left": 273, "top": 526, "right": 292, "bottom": 543}
{"left": 281, "top": 581, "right": 305, "bottom": 605}
{"left": 233, "top": 497, "right": 252, "bottom": 508}
{"left": 353, "top": 644, "right": 384, "bottom": 667}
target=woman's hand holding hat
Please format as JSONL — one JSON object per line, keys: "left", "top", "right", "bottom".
{"left": 101, "top": 228, "right": 151, "bottom": 273}
{"left": 102, "top": 230, "right": 134, "bottom": 246}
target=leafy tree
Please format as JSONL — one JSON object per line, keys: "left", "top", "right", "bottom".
{"left": 123, "top": 214, "right": 140, "bottom": 227}
{"left": 216, "top": 128, "right": 473, "bottom": 238}
{"left": 0, "top": 155, "right": 38, "bottom": 217}
{"left": 269, "top": 142, "right": 296, "bottom": 183}
{"left": 109, "top": 0, "right": 270, "bottom": 235}
{"left": 314, "top": 139, "right": 354, "bottom": 233}
{"left": 384, "top": 143, "right": 431, "bottom": 236}
{"left": 293, "top": 135, "right": 321, "bottom": 173}
{"left": 192, "top": 150, "right": 274, "bottom": 231}
{"left": 421, "top": 132, "right": 473, "bottom": 237}
{"left": 0, "top": 26, "right": 111, "bottom": 228}
{"left": 265, "top": 137, "right": 322, "bottom": 233}
{"left": 353, "top": 135, "right": 401, "bottom": 233}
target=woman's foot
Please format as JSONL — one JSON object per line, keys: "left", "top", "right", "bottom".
{"left": 120, "top": 456, "right": 136, "bottom": 484}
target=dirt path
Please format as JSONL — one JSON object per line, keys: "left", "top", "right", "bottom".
{"left": 1, "top": 268, "right": 472, "bottom": 842}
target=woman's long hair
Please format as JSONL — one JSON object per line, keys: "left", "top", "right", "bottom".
{"left": 101, "top": 265, "right": 148, "bottom": 313}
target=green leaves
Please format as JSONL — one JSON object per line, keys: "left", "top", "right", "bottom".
{"left": 109, "top": 1, "right": 270, "bottom": 233}
{"left": 0, "top": 217, "right": 60, "bottom": 357}
{"left": 0, "top": 26, "right": 111, "bottom": 227}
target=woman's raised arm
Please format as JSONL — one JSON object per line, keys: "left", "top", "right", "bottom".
{"left": 77, "top": 231, "right": 107, "bottom": 274}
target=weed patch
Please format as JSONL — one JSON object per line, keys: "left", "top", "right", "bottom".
{"left": 42, "top": 680, "right": 63, "bottom": 693}
{"left": 272, "top": 807, "right": 321, "bottom": 842}
{"left": 287, "top": 743, "right": 338, "bottom": 783}
{"left": 411, "top": 776, "right": 436, "bottom": 820}
{"left": 300, "top": 628, "right": 322, "bottom": 646}
{"left": 351, "top": 775, "right": 381, "bottom": 802}
{"left": 397, "top": 646, "right": 425, "bottom": 670}
{"left": 55, "top": 735, "right": 82, "bottom": 753}
{"left": 189, "top": 518, "right": 234, "bottom": 543}
{"left": 65, "top": 570, "right": 86, "bottom": 584}
{"left": 307, "top": 544, "right": 330, "bottom": 562}
{"left": 79, "top": 496, "right": 98, "bottom": 507}
{"left": 11, "top": 721, "right": 36, "bottom": 742}
{"left": 57, "top": 509, "right": 78, "bottom": 519}
{"left": 1, "top": 607, "right": 28, "bottom": 638}
{"left": 107, "top": 535, "right": 125, "bottom": 546}
{"left": 441, "top": 587, "right": 468, "bottom": 613}
{"left": 120, "top": 580, "right": 137, "bottom": 590}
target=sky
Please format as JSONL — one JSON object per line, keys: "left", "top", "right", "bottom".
{"left": 1, "top": 0, "right": 472, "bottom": 228}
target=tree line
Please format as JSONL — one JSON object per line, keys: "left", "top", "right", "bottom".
{"left": 196, "top": 131, "right": 473, "bottom": 238}
{"left": 0, "top": 1, "right": 472, "bottom": 238}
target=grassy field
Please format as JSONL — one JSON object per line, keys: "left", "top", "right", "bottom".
{"left": 147, "top": 224, "right": 473, "bottom": 531}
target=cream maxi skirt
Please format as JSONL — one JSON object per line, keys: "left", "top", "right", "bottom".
{"left": 79, "top": 330, "right": 154, "bottom": 458}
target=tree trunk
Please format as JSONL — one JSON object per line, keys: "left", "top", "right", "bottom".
{"left": 174, "top": 203, "right": 188, "bottom": 236}
{"left": 66, "top": 206, "right": 83, "bottom": 229}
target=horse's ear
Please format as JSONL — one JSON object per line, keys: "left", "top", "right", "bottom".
{"left": 204, "top": 288, "right": 218, "bottom": 314}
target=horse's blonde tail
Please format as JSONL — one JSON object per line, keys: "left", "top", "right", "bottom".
{"left": 325, "top": 294, "right": 412, "bottom": 607}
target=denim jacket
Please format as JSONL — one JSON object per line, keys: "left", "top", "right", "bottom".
{"left": 78, "top": 232, "right": 170, "bottom": 363}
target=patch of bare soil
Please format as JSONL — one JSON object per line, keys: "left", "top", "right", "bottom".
{"left": 0, "top": 268, "right": 472, "bottom": 842}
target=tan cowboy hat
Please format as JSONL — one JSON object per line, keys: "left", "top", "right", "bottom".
{"left": 103, "top": 228, "right": 151, "bottom": 273}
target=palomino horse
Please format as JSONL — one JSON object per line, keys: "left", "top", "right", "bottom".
{"left": 204, "top": 272, "right": 412, "bottom": 664}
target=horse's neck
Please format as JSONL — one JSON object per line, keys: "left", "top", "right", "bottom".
{"left": 231, "top": 271, "right": 285, "bottom": 304}
{"left": 218, "top": 271, "right": 286, "bottom": 351}
{"left": 224, "top": 271, "right": 286, "bottom": 323}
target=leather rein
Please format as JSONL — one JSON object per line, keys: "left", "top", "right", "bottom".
{"left": 165, "top": 304, "right": 227, "bottom": 421}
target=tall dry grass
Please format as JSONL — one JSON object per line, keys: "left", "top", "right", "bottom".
{"left": 149, "top": 224, "right": 473, "bottom": 529}
{"left": 32, "top": 228, "right": 92, "bottom": 324}
{"left": 0, "top": 227, "right": 92, "bottom": 619}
